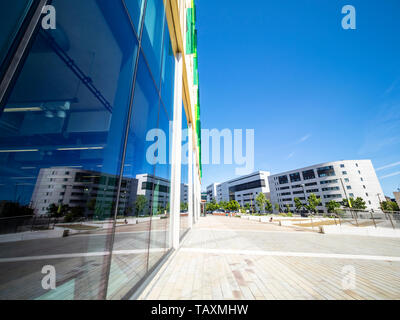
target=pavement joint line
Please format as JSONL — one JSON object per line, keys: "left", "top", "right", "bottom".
{"left": 180, "top": 248, "right": 400, "bottom": 262}
{"left": 0, "top": 249, "right": 166, "bottom": 263}
{"left": 196, "top": 228, "right": 312, "bottom": 234}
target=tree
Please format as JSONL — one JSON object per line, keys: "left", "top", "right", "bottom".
{"left": 47, "top": 203, "right": 69, "bottom": 217}
{"left": 306, "top": 193, "right": 321, "bottom": 214}
{"left": 381, "top": 201, "right": 400, "bottom": 212}
{"left": 135, "top": 195, "right": 147, "bottom": 217}
{"left": 264, "top": 199, "right": 273, "bottom": 213}
{"left": 341, "top": 197, "right": 366, "bottom": 209}
{"left": 294, "top": 198, "right": 303, "bottom": 212}
{"left": 64, "top": 206, "right": 85, "bottom": 222}
{"left": 274, "top": 203, "right": 280, "bottom": 213}
{"left": 244, "top": 203, "right": 250, "bottom": 212}
{"left": 255, "top": 193, "right": 267, "bottom": 213}
{"left": 285, "top": 204, "right": 291, "bottom": 214}
{"left": 219, "top": 201, "right": 228, "bottom": 211}
{"left": 353, "top": 197, "right": 367, "bottom": 210}
{"left": 180, "top": 202, "right": 188, "bottom": 212}
{"left": 326, "top": 200, "right": 340, "bottom": 213}
{"left": 228, "top": 200, "right": 240, "bottom": 212}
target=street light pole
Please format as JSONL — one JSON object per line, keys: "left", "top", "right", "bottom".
{"left": 301, "top": 184, "right": 307, "bottom": 215}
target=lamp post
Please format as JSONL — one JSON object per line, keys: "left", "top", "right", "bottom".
{"left": 301, "top": 184, "right": 307, "bottom": 215}
{"left": 377, "top": 193, "right": 383, "bottom": 211}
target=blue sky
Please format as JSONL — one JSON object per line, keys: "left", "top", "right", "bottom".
{"left": 197, "top": 0, "right": 400, "bottom": 197}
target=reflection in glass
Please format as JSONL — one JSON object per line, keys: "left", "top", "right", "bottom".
{"left": 141, "top": 0, "right": 165, "bottom": 89}
{"left": 0, "top": 0, "right": 33, "bottom": 68}
{"left": 180, "top": 105, "right": 189, "bottom": 239}
{"left": 0, "top": 0, "right": 138, "bottom": 300}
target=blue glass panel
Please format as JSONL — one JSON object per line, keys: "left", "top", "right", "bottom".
{"left": 109, "top": 53, "right": 160, "bottom": 298}
{"left": 124, "top": 0, "right": 145, "bottom": 37}
{"left": 180, "top": 104, "right": 189, "bottom": 239}
{"left": 141, "top": 0, "right": 165, "bottom": 88}
{"left": 0, "top": 0, "right": 138, "bottom": 300}
{"left": 0, "top": 0, "right": 33, "bottom": 69}
{"left": 148, "top": 105, "right": 171, "bottom": 271}
{"left": 160, "top": 19, "right": 175, "bottom": 120}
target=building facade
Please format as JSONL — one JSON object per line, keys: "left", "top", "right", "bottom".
{"left": 206, "top": 182, "right": 218, "bottom": 202}
{"left": 209, "top": 171, "right": 271, "bottom": 211}
{"left": 394, "top": 192, "right": 400, "bottom": 208}
{"left": 268, "top": 160, "right": 384, "bottom": 213}
{"left": 0, "top": 0, "right": 202, "bottom": 300}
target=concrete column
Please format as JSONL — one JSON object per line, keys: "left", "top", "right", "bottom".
{"left": 169, "top": 53, "right": 183, "bottom": 250}
{"left": 188, "top": 124, "right": 193, "bottom": 229}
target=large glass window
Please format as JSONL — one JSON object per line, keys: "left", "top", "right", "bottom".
{"left": 289, "top": 172, "right": 301, "bottom": 183}
{"left": 0, "top": 0, "right": 33, "bottom": 69}
{"left": 278, "top": 175, "right": 288, "bottom": 185}
{"left": 125, "top": 0, "right": 145, "bottom": 36}
{"left": 317, "top": 166, "right": 335, "bottom": 178}
{"left": 180, "top": 104, "right": 189, "bottom": 239}
{"left": 302, "top": 169, "right": 315, "bottom": 180}
{"left": 0, "top": 0, "right": 140, "bottom": 300}
{"left": 141, "top": 0, "right": 165, "bottom": 88}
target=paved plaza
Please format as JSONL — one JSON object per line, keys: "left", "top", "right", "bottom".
{"left": 139, "top": 216, "right": 400, "bottom": 300}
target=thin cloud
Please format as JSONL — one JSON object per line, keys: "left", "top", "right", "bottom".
{"left": 298, "top": 134, "right": 311, "bottom": 143}
{"left": 286, "top": 152, "right": 295, "bottom": 160}
{"left": 380, "top": 171, "right": 400, "bottom": 179}
{"left": 376, "top": 161, "right": 400, "bottom": 171}
{"left": 384, "top": 78, "right": 399, "bottom": 95}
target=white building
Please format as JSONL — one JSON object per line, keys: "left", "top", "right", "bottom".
{"left": 268, "top": 160, "right": 384, "bottom": 213}
{"left": 206, "top": 183, "right": 219, "bottom": 202}
{"left": 31, "top": 167, "right": 137, "bottom": 216}
{"left": 394, "top": 191, "right": 400, "bottom": 208}
{"left": 210, "top": 171, "right": 271, "bottom": 211}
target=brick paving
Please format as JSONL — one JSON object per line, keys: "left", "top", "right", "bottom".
{"left": 139, "top": 216, "right": 400, "bottom": 300}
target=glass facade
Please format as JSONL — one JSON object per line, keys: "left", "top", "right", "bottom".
{"left": 0, "top": 0, "right": 198, "bottom": 300}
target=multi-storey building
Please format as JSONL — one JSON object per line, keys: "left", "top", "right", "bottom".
{"left": 393, "top": 191, "right": 400, "bottom": 208}
{"left": 210, "top": 171, "right": 271, "bottom": 211}
{"left": 206, "top": 182, "right": 219, "bottom": 202}
{"left": 268, "top": 160, "right": 384, "bottom": 213}
{"left": 31, "top": 167, "right": 138, "bottom": 216}
{"left": 0, "top": 0, "right": 202, "bottom": 300}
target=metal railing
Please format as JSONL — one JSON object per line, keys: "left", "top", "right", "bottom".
{"left": 0, "top": 215, "right": 64, "bottom": 235}
{"left": 332, "top": 208, "right": 400, "bottom": 230}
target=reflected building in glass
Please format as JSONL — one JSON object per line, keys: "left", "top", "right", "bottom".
{"left": 0, "top": 0, "right": 202, "bottom": 300}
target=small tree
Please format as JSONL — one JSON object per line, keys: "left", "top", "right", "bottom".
{"left": 294, "top": 198, "right": 303, "bottom": 212}
{"left": 381, "top": 201, "right": 399, "bottom": 212}
{"left": 353, "top": 197, "right": 367, "bottom": 210}
{"left": 264, "top": 199, "right": 273, "bottom": 213}
{"left": 135, "top": 195, "right": 147, "bottom": 217}
{"left": 274, "top": 203, "right": 280, "bottom": 213}
{"left": 326, "top": 200, "right": 340, "bottom": 213}
{"left": 255, "top": 193, "right": 267, "bottom": 213}
{"left": 228, "top": 200, "right": 240, "bottom": 212}
{"left": 244, "top": 203, "right": 250, "bottom": 212}
{"left": 47, "top": 203, "right": 69, "bottom": 217}
{"left": 306, "top": 193, "right": 321, "bottom": 214}
{"left": 285, "top": 204, "right": 291, "bottom": 214}
{"left": 180, "top": 202, "right": 188, "bottom": 212}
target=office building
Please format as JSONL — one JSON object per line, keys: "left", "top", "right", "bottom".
{"left": 210, "top": 171, "right": 270, "bottom": 210}
{"left": 0, "top": 0, "right": 202, "bottom": 300}
{"left": 268, "top": 160, "right": 384, "bottom": 213}
{"left": 394, "top": 192, "right": 400, "bottom": 208}
{"left": 206, "top": 182, "right": 219, "bottom": 202}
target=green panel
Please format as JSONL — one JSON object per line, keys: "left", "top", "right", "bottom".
{"left": 186, "top": 8, "right": 194, "bottom": 54}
